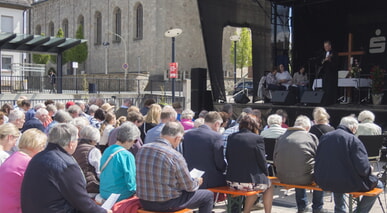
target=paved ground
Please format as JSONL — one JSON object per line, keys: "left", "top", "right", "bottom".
{"left": 212, "top": 186, "right": 387, "bottom": 212}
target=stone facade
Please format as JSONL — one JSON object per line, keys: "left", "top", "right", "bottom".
{"left": 30, "top": 0, "right": 271, "bottom": 81}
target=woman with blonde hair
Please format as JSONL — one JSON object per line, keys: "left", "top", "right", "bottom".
{"left": 0, "top": 128, "right": 47, "bottom": 213}
{"left": 309, "top": 107, "right": 334, "bottom": 139}
{"left": 139, "top": 104, "right": 161, "bottom": 141}
{"left": 98, "top": 112, "right": 116, "bottom": 153}
{"left": 0, "top": 123, "right": 21, "bottom": 165}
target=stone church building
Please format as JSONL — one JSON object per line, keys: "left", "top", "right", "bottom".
{"left": 30, "top": 0, "right": 272, "bottom": 83}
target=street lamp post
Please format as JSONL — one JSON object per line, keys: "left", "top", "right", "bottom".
{"left": 102, "top": 41, "right": 110, "bottom": 75}
{"left": 230, "top": 35, "right": 240, "bottom": 85}
{"left": 109, "top": 32, "right": 128, "bottom": 79}
{"left": 165, "top": 28, "right": 182, "bottom": 103}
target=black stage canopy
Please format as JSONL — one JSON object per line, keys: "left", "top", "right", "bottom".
{"left": 0, "top": 32, "right": 87, "bottom": 93}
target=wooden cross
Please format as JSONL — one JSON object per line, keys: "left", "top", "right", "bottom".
{"left": 338, "top": 33, "right": 365, "bottom": 69}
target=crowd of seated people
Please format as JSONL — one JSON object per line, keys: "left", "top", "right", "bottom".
{"left": 0, "top": 96, "right": 384, "bottom": 213}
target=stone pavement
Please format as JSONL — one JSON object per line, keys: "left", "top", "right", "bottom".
{"left": 212, "top": 186, "right": 386, "bottom": 213}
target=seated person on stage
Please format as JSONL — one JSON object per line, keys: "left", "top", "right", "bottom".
{"left": 266, "top": 67, "right": 285, "bottom": 91}
{"left": 226, "top": 114, "right": 273, "bottom": 213}
{"left": 292, "top": 66, "right": 309, "bottom": 101}
{"left": 274, "top": 115, "right": 323, "bottom": 213}
{"left": 276, "top": 64, "right": 292, "bottom": 90}
{"left": 315, "top": 116, "right": 383, "bottom": 213}
{"left": 21, "top": 123, "right": 110, "bottom": 213}
{"left": 136, "top": 122, "right": 214, "bottom": 213}
{"left": 355, "top": 110, "right": 382, "bottom": 136}
{"left": 73, "top": 125, "right": 102, "bottom": 197}
{"left": 100, "top": 122, "right": 140, "bottom": 202}
{"left": 183, "top": 111, "right": 227, "bottom": 189}
{"left": 260, "top": 114, "right": 287, "bottom": 139}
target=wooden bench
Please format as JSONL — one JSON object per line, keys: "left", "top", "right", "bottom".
{"left": 208, "top": 186, "right": 264, "bottom": 213}
{"left": 138, "top": 208, "right": 192, "bottom": 213}
{"left": 268, "top": 176, "right": 383, "bottom": 213}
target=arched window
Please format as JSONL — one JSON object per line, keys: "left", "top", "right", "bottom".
{"left": 134, "top": 3, "right": 143, "bottom": 40}
{"left": 78, "top": 15, "right": 84, "bottom": 35}
{"left": 35, "top": 25, "right": 41, "bottom": 35}
{"left": 113, "top": 7, "right": 121, "bottom": 42}
{"left": 49, "top": 21, "right": 54, "bottom": 36}
{"left": 62, "top": 19, "right": 69, "bottom": 37}
{"left": 94, "top": 11, "right": 102, "bottom": 45}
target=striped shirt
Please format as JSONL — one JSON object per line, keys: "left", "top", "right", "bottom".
{"left": 136, "top": 138, "right": 199, "bottom": 202}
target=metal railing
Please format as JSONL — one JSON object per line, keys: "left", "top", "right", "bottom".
{"left": 0, "top": 75, "right": 184, "bottom": 95}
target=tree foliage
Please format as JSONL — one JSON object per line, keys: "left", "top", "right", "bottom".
{"left": 32, "top": 33, "right": 50, "bottom": 65}
{"left": 70, "top": 25, "right": 88, "bottom": 64}
{"left": 50, "top": 28, "right": 71, "bottom": 64}
{"left": 230, "top": 28, "right": 252, "bottom": 69}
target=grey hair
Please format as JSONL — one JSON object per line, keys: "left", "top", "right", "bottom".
{"left": 161, "top": 121, "right": 184, "bottom": 137}
{"left": 79, "top": 125, "right": 100, "bottom": 143}
{"left": 54, "top": 110, "right": 73, "bottom": 123}
{"left": 67, "top": 105, "right": 82, "bottom": 114}
{"left": 88, "top": 104, "right": 99, "bottom": 114}
{"left": 34, "top": 103, "right": 46, "bottom": 110}
{"left": 294, "top": 115, "right": 311, "bottom": 129}
{"left": 267, "top": 114, "right": 282, "bottom": 126}
{"left": 8, "top": 110, "right": 25, "bottom": 122}
{"left": 70, "top": 117, "right": 90, "bottom": 130}
{"left": 193, "top": 118, "right": 205, "bottom": 128}
{"left": 46, "top": 104, "right": 57, "bottom": 114}
{"left": 48, "top": 123, "right": 78, "bottom": 147}
{"left": 340, "top": 116, "right": 359, "bottom": 130}
{"left": 160, "top": 105, "right": 177, "bottom": 120}
{"left": 358, "top": 110, "right": 375, "bottom": 123}
{"left": 181, "top": 109, "right": 195, "bottom": 119}
{"left": 116, "top": 122, "right": 140, "bottom": 143}
{"left": 35, "top": 108, "right": 48, "bottom": 117}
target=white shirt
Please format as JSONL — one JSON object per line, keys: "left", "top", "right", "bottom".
{"left": 88, "top": 147, "right": 102, "bottom": 177}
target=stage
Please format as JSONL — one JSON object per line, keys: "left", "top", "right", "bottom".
{"left": 213, "top": 101, "right": 387, "bottom": 131}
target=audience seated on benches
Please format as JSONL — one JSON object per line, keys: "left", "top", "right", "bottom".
{"left": 226, "top": 114, "right": 273, "bottom": 213}
{"left": 274, "top": 115, "right": 323, "bottom": 213}
{"left": 315, "top": 116, "right": 383, "bottom": 213}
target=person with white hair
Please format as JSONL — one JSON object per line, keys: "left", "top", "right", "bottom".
{"left": 260, "top": 114, "right": 287, "bottom": 138}
{"left": 21, "top": 108, "right": 49, "bottom": 133}
{"left": 309, "top": 107, "right": 335, "bottom": 139}
{"left": 21, "top": 123, "right": 110, "bottom": 213}
{"left": 73, "top": 126, "right": 102, "bottom": 196}
{"left": 274, "top": 115, "right": 324, "bottom": 213}
{"left": 8, "top": 110, "right": 26, "bottom": 130}
{"left": 315, "top": 116, "right": 382, "bottom": 213}
{"left": 25, "top": 103, "right": 46, "bottom": 122}
{"left": 180, "top": 109, "right": 195, "bottom": 130}
{"left": 356, "top": 110, "right": 382, "bottom": 136}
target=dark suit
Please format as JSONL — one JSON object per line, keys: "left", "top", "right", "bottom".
{"left": 319, "top": 50, "right": 338, "bottom": 105}
{"left": 21, "top": 117, "right": 45, "bottom": 133}
{"left": 226, "top": 129, "right": 269, "bottom": 185}
{"left": 183, "top": 125, "right": 226, "bottom": 189}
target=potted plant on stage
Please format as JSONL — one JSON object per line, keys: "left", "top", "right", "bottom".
{"left": 370, "top": 65, "right": 385, "bottom": 105}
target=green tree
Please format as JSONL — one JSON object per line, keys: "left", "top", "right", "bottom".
{"left": 230, "top": 28, "right": 252, "bottom": 69}
{"left": 50, "top": 28, "right": 71, "bottom": 64}
{"left": 70, "top": 25, "right": 88, "bottom": 64}
{"left": 32, "top": 33, "right": 50, "bottom": 65}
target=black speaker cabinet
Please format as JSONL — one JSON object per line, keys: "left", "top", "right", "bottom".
{"left": 234, "top": 91, "right": 250, "bottom": 104}
{"left": 271, "top": 90, "right": 296, "bottom": 105}
{"left": 301, "top": 91, "right": 324, "bottom": 104}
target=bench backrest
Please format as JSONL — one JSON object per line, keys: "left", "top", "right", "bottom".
{"left": 358, "top": 135, "right": 384, "bottom": 161}
{"left": 264, "top": 138, "right": 277, "bottom": 161}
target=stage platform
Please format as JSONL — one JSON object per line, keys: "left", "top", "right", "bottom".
{"left": 213, "top": 102, "right": 387, "bottom": 131}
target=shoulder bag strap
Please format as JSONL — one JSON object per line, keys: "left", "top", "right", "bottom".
{"left": 100, "top": 148, "right": 126, "bottom": 173}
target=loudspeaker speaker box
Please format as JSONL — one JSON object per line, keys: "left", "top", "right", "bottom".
{"left": 234, "top": 90, "right": 250, "bottom": 104}
{"left": 301, "top": 91, "right": 324, "bottom": 104}
{"left": 271, "top": 91, "right": 296, "bottom": 105}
